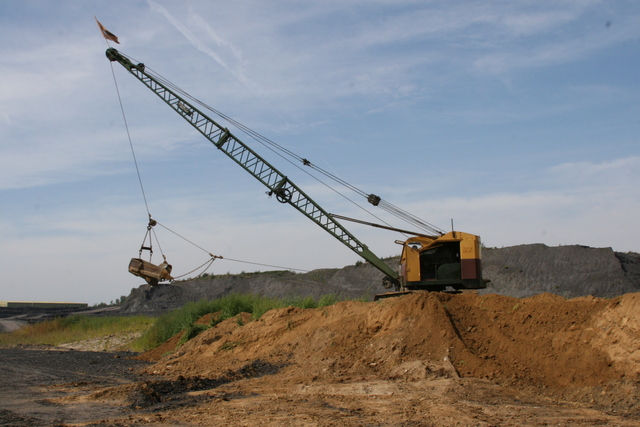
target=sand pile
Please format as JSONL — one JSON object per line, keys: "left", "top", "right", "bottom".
{"left": 143, "top": 291, "right": 639, "bottom": 399}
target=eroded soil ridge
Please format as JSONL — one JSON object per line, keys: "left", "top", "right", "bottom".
{"left": 143, "top": 291, "right": 640, "bottom": 414}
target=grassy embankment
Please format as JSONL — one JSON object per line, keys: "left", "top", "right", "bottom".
{"left": 136, "top": 293, "right": 344, "bottom": 351}
{"left": 0, "top": 293, "right": 349, "bottom": 352}
{"left": 0, "top": 315, "right": 154, "bottom": 350}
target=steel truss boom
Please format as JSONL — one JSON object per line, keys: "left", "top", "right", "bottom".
{"left": 106, "top": 48, "right": 399, "bottom": 286}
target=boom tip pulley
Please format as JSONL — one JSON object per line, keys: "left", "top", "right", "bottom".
{"left": 367, "top": 194, "right": 381, "bottom": 206}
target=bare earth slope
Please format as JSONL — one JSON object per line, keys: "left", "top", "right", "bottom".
{"left": 149, "top": 292, "right": 638, "bottom": 392}
{"left": 3, "top": 292, "right": 640, "bottom": 425}
{"left": 127, "top": 291, "right": 640, "bottom": 425}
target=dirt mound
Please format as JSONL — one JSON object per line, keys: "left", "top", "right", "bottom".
{"left": 143, "top": 291, "right": 640, "bottom": 413}
{"left": 5, "top": 293, "right": 640, "bottom": 425}
{"left": 135, "top": 312, "right": 251, "bottom": 363}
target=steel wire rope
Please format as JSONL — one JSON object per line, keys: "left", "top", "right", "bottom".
{"left": 122, "top": 54, "right": 364, "bottom": 195}
{"left": 221, "top": 257, "right": 310, "bottom": 273}
{"left": 108, "top": 60, "right": 172, "bottom": 262}
{"left": 137, "top": 61, "right": 396, "bottom": 230}
{"left": 157, "top": 207, "right": 399, "bottom": 277}
{"left": 155, "top": 221, "right": 310, "bottom": 273}
{"left": 170, "top": 266, "right": 389, "bottom": 295}
{"left": 154, "top": 220, "right": 399, "bottom": 283}
{"left": 177, "top": 253, "right": 400, "bottom": 288}
{"left": 124, "top": 56, "right": 396, "bottom": 214}
{"left": 119, "top": 55, "right": 379, "bottom": 196}
{"left": 172, "top": 257, "right": 217, "bottom": 280}
{"left": 121, "top": 52, "right": 441, "bottom": 235}
{"left": 158, "top": 73, "right": 369, "bottom": 197}
{"left": 208, "top": 103, "right": 442, "bottom": 235}
{"left": 108, "top": 60, "right": 151, "bottom": 219}
{"left": 149, "top": 226, "right": 166, "bottom": 259}
{"left": 173, "top": 82, "right": 440, "bottom": 234}
{"left": 108, "top": 52, "right": 316, "bottom": 277}
{"left": 378, "top": 200, "right": 444, "bottom": 235}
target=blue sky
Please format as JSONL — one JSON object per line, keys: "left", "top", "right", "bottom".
{"left": 1, "top": 1, "right": 638, "bottom": 305}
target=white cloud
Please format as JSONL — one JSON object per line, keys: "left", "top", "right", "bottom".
{"left": 411, "top": 156, "right": 640, "bottom": 252}
{"left": 147, "top": 0, "right": 256, "bottom": 91}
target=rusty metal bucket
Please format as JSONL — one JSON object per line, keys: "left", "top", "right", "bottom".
{"left": 128, "top": 258, "right": 173, "bottom": 286}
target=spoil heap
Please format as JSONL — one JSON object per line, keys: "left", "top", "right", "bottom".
{"left": 142, "top": 291, "right": 640, "bottom": 413}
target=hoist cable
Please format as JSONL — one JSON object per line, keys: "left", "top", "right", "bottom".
{"left": 109, "top": 60, "right": 151, "bottom": 219}
{"left": 108, "top": 53, "right": 177, "bottom": 264}
{"left": 378, "top": 200, "right": 444, "bottom": 235}
{"left": 124, "top": 57, "right": 372, "bottom": 198}
{"left": 150, "top": 226, "right": 167, "bottom": 260}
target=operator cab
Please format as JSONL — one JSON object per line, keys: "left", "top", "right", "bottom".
{"left": 399, "top": 231, "right": 485, "bottom": 291}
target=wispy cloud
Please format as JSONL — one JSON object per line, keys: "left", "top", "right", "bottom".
{"left": 472, "top": 7, "right": 635, "bottom": 74}
{"left": 548, "top": 156, "right": 640, "bottom": 194}
{"left": 147, "top": 0, "right": 256, "bottom": 91}
{"left": 408, "top": 155, "right": 640, "bottom": 251}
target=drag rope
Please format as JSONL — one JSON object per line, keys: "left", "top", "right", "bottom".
{"left": 155, "top": 221, "right": 310, "bottom": 274}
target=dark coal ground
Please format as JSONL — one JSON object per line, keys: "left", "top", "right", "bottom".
{"left": 0, "top": 347, "right": 150, "bottom": 426}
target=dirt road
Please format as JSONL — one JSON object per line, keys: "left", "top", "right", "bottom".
{"left": 0, "top": 319, "right": 27, "bottom": 333}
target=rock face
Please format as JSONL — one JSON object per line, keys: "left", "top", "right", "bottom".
{"left": 481, "top": 244, "right": 640, "bottom": 298}
{"left": 120, "top": 262, "right": 393, "bottom": 316}
{"left": 119, "top": 244, "right": 640, "bottom": 315}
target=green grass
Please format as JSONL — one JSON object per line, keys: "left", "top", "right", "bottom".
{"left": 135, "top": 293, "right": 348, "bottom": 351}
{"left": 0, "top": 315, "right": 154, "bottom": 349}
{"left": 0, "top": 293, "right": 354, "bottom": 352}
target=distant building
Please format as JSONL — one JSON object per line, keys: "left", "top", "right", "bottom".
{"left": 0, "top": 301, "right": 88, "bottom": 309}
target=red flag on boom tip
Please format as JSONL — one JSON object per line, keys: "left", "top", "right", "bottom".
{"left": 95, "top": 16, "right": 120, "bottom": 44}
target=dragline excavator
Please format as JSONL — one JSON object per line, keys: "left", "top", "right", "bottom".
{"left": 106, "top": 48, "right": 486, "bottom": 294}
